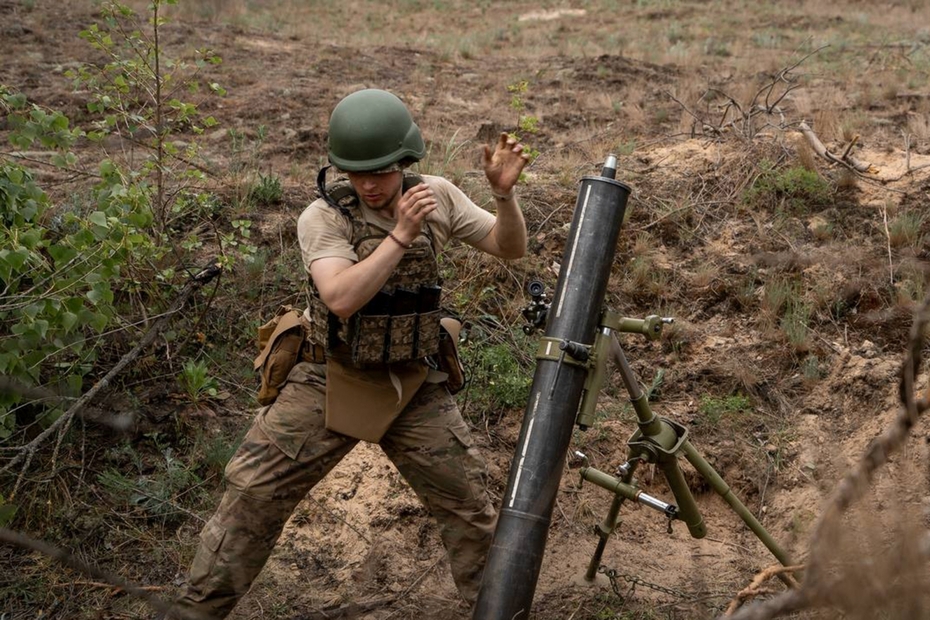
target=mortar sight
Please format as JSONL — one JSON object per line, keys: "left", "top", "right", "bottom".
{"left": 522, "top": 280, "right": 550, "bottom": 335}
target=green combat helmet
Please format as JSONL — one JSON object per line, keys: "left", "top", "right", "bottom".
{"left": 327, "top": 89, "right": 426, "bottom": 172}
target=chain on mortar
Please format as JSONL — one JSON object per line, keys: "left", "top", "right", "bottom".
{"left": 597, "top": 565, "right": 736, "bottom": 614}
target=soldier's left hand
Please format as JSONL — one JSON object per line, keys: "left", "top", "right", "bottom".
{"left": 482, "top": 132, "right": 531, "bottom": 197}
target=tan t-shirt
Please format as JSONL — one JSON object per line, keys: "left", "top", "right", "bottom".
{"left": 297, "top": 174, "right": 496, "bottom": 270}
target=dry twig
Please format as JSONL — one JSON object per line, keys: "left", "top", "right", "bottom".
{"left": 1, "top": 261, "right": 223, "bottom": 495}
{"left": 50, "top": 581, "right": 166, "bottom": 594}
{"left": 0, "top": 376, "right": 136, "bottom": 432}
{"left": 0, "top": 527, "right": 205, "bottom": 619}
{"left": 881, "top": 203, "right": 895, "bottom": 287}
{"left": 669, "top": 47, "right": 826, "bottom": 140}
{"left": 721, "top": 288, "right": 930, "bottom": 620}
{"left": 724, "top": 564, "right": 805, "bottom": 616}
{"left": 296, "top": 597, "right": 398, "bottom": 620}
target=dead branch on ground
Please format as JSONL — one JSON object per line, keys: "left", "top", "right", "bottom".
{"left": 0, "top": 376, "right": 136, "bottom": 432}
{"left": 798, "top": 122, "right": 874, "bottom": 173}
{"left": 49, "top": 581, "right": 166, "bottom": 593}
{"left": 724, "top": 565, "right": 805, "bottom": 616}
{"left": 720, "top": 287, "right": 930, "bottom": 620}
{"left": 296, "top": 597, "right": 398, "bottom": 619}
{"left": 0, "top": 261, "right": 222, "bottom": 496}
{"left": 0, "top": 527, "right": 207, "bottom": 620}
{"left": 671, "top": 46, "right": 827, "bottom": 140}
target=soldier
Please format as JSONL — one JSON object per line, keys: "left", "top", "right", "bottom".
{"left": 170, "top": 88, "right": 529, "bottom": 619}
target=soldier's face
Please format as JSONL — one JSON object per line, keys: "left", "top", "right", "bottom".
{"left": 346, "top": 171, "right": 404, "bottom": 212}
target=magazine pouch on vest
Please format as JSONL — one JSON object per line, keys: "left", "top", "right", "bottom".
{"left": 254, "top": 306, "right": 305, "bottom": 406}
{"left": 306, "top": 173, "right": 442, "bottom": 368}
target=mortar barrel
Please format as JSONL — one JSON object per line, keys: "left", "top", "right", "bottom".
{"left": 474, "top": 160, "right": 630, "bottom": 620}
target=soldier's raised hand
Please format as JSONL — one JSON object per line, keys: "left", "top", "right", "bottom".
{"left": 483, "top": 132, "right": 531, "bottom": 198}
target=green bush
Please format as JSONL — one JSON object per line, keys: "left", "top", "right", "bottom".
{"left": 0, "top": 0, "right": 237, "bottom": 443}
{"left": 248, "top": 172, "right": 283, "bottom": 206}
{"left": 0, "top": 159, "right": 159, "bottom": 439}
{"left": 97, "top": 446, "right": 205, "bottom": 522}
{"left": 67, "top": 0, "right": 223, "bottom": 231}
{"left": 744, "top": 161, "right": 833, "bottom": 214}
{"left": 178, "top": 359, "right": 220, "bottom": 405}
{"left": 460, "top": 328, "right": 533, "bottom": 419}
{"left": 780, "top": 299, "right": 811, "bottom": 350}
{"left": 699, "top": 393, "right": 752, "bottom": 425}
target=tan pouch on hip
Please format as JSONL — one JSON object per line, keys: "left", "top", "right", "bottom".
{"left": 254, "top": 306, "right": 305, "bottom": 406}
{"left": 325, "top": 359, "right": 428, "bottom": 442}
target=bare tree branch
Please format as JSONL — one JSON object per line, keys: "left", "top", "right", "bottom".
{"left": 1, "top": 261, "right": 222, "bottom": 491}
{"left": 0, "top": 376, "right": 136, "bottom": 432}
{"left": 668, "top": 48, "right": 825, "bottom": 140}
{"left": 0, "top": 527, "right": 208, "bottom": 619}
{"left": 798, "top": 121, "right": 874, "bottom": 173}
{"left": 718, "top": 287, "right": 930, "bottom": 620}
{"left": 724, "top": 565, "right": 805, "bottom": 616}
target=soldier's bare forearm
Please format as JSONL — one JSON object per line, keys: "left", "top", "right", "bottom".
{"left": 310, "top": 237, "right": 408, "bottom": 318}
{"left": 488, "top": 194, "right": 527, "bottom": 259}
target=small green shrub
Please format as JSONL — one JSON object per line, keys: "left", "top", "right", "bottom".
{"left": 802, "top": 355, "right": 821, "bottom": 381}
{"left": 97, "top": 447, "right": 205, "bottom": 522}
{"left": 645, "top": 367, "right": 666, "bottom": 402}
{"left": 781, "top": 300, "right": 812, "bottom": 350}
{"left": 178, "top": 359, "right": 219, "bottom": 405}
{"left": 249, "top": 172, "right": 283, "bottom": 206}
{"left": 744, "top": 161, "right": 834, "bottom": 214}
{"left": 197, "top": 429, "right": 241, "bottom": 476}
{"left": 506, "top": 80, "right": 541, "bottom": 167}
{"left": 699, "top": 393, "right": 752, "bottom": 425}
{"left": 460, "top": 328, "right": 533, "bottom": 420}
{"left": 734, "top": 269, "right": 760, "bottom": 310}
{"left": 888, "top": 211, "right": 925, "bottom": 248}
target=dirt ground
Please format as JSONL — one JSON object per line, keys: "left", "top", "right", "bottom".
{"left": 3, "top": 0, "right": 930, "bottom": 619}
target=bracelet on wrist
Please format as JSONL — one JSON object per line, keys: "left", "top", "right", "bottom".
{"left": 387, "top": 231, "right": 413, "bottom": 249}
{"left": 492, "top": 190, "right": 515, "bottom": 201}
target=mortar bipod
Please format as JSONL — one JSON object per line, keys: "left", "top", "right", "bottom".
{"left": 570, "top": 309, "right": 797, "bottom": 588}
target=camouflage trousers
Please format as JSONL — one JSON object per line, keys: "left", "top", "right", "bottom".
{"left": 173, "top": 362, "right": 497, "bottom": 619}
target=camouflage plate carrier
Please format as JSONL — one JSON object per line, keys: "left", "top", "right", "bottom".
{"left": 306, "top": 172, "right": 442, "bottom": 368}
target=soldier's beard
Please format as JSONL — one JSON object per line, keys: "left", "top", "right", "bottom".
{"left": 362, "top": 186, "right": 403, "bottom": 213}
